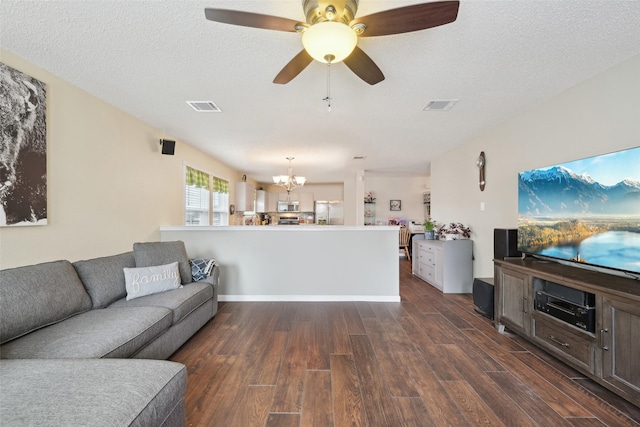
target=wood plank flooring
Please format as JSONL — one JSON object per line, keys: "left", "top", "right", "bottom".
{"left": 171, "top": 258, "right": 640, "bottom": 426}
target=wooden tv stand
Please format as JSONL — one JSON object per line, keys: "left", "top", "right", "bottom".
{"left": 494, "top": 258, "right": 640, "bottom": 407}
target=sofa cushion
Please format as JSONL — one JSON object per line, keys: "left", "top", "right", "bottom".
{"left": 0, "top": 306, "right": 172, "bottom": 359}
{"left": 134, "top": 241, "right": 192, "bottom": 284}
{"left": 0, "top": 260, "right": 92, "bottom": 345}
{"left": 0, "top": 358, "right": 186, "bottom": 427}
{"left": 73, "top": 252, "right": 136, "bottom": 308}
{"left": 109, "top": 282, "right": 213, "bottom": 325}
{"left": 124, "top": 262, "right": 182, "bottom": 300}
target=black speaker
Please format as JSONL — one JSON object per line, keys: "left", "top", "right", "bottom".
{"left": 473, "top": 277, "right": 494, "bottom": 320}
{"left": 494, "top": 228, "right": 521, "bottom": 259}
{"left": 160, "top": 139, "right": 175, "bottom": 155}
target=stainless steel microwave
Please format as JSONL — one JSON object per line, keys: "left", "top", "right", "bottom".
{"left": 277, "top": 201, "right": 299, "bottom": 212}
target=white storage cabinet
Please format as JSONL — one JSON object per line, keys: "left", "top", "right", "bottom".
{"left": 413, "top": 239, "right": 473, "bottom": 293}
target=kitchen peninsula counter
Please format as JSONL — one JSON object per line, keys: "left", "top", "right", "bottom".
{"left": 160, "top": 226, "right": 400, "bottom": 301}
{"left": 162, "top": 225, "right": 396, "bottom": 231}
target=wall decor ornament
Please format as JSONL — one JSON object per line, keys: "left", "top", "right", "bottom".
{"left": 0, "top": 62, "right": 47, "bottom": 226}
{"left": 477, "top": 151, "right": 486, "bottom": 191}
{"left": 390, "top": 200, "right": 401, "bottom": 211}
{"left": 364, "top": 192, "right": 376, "bottom": 203}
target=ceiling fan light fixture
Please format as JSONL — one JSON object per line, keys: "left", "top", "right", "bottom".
{"left": 302, "top": 21, "right": 357, "bottom": 63}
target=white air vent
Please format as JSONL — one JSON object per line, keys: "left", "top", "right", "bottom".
{"left": 186, "top": 101, "right": 222, "bottom": 112}
{"left": 423, "top": 99, "right": 458, "bottom": 111}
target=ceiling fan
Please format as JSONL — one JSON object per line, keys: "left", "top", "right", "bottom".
{"left": 204, "top": 0, "right": 460, "bottom": 85}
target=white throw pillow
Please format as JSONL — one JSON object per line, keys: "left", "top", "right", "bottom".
{"left": 123, "top": 262, "right": 183, "bottom": 300}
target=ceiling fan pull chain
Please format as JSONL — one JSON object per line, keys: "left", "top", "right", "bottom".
{"left": 323, "top": 59, "right": 332, "bottom": 112}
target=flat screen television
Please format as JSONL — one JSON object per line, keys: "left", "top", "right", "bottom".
{"left": 517, "top": 146, "right": 640, "bottom": 279}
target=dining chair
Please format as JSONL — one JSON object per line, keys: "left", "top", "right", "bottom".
{"left": 399, "top": 226, "right": 411, "bottom": 261}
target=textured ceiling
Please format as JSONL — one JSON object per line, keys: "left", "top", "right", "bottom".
{"left": 2, "top": 1, "right": 640, "bottom": 183}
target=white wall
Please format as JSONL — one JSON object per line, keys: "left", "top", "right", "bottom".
{"left": 431, "top": 54, "right": 640, "bottom": 278}
{"left": 343, "top": 169, "right": 365, "bottom": 226}
{"left": 301, "top": 183, "right": 344, "bottom": 201}
{"left": 365, "top": 175, "right": 431, "bottom": 225}
{"left": 0, "top": 50, "right": 244, "bottom": 269}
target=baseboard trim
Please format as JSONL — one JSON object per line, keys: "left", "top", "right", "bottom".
{"left": 219, "top": 295, "right": 401, "bottom": 302}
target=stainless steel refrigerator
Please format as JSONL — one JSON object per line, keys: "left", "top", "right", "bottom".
{"left": 315, "top": 201, "right": 344, "bottom": 225}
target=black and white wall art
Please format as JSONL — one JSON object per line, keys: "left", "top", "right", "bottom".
{"left": 0, "top": 62, "right": 47, "bottom": 226}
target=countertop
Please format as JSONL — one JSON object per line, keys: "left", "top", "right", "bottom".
{"left": 160, "top": 225, "right": 400, "bottom": 232}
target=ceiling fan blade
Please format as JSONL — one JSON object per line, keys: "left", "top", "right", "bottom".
{"left": 273, "top": 50, "right": 314, "bottom": 84}
{"left": 204, "top": 8, "right": 304, "bottom": 32}
{"left": 343, "top": 46, "right": 385, "bottom": 85}
{"left": 352, "top": 1, "right": 459, "bottom": 37}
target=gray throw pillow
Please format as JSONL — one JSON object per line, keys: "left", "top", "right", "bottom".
{"left": 133, "top": 241, "right": 192, "bottom": 284}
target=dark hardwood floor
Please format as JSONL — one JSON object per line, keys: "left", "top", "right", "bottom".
{"left": 171, "top": 258, "right": 640, "bottom": 426}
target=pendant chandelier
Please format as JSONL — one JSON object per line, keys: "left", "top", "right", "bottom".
{"left": 273, "top": 157, "right": 306, "bottom": 193}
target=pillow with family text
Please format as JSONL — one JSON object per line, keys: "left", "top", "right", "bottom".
{"left": 123, "top": 262, "right": 183, "bottom": 301}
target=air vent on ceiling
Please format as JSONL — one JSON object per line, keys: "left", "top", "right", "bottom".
{"left": 423, "top": 99, "right": 458, "bottom": 111}
{"left": 186, "top": 101, "right": 222, "bottom": 112}
{"left": 353, "top": 156, "right": 367, "bottom": 160}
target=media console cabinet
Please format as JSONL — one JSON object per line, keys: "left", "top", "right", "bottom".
{"left": 494, "top": 258, "right": 640, "bottom": 407}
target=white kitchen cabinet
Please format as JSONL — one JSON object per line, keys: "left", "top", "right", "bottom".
{"left": 235, "top": 182, "right": 255, "bottom": 212}
{"left": 266, "top": 192, "right": 278, "bottom": 213}
{"left": 413, "top": 239, "right": 473, "bottom": 293}
{"left": 299, "top": 193, "right": 314, "bottom": 212}
{"left": 255, "top": 190, "right": 267, "bottom": 213}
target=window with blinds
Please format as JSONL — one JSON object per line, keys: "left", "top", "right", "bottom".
{"left": 185, "top": 166, "right": 229, "bottom": 226}
{"left": 212, "top": 191, "right": 229, "bottom": 226}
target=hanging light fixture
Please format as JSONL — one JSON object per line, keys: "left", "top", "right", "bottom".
{"left": 273, "top": 157, "right": 306, "bottom": 193}
{"left": 302, "top": 21, "right": 358, "bottom": 64}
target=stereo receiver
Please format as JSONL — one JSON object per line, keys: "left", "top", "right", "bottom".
{"left": 534, "top": 290, "right": 595, "bottom": 332}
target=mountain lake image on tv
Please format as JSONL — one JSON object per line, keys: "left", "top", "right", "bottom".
{"left": 518, "top": 146, "right": 640, "bottom": 276}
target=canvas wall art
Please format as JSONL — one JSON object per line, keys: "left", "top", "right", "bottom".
{"left": 0, "top": 62, "right": 47, "bottom": 226}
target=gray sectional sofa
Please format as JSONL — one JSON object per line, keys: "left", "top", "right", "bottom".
{"left": 0, "top": 241, "right": 219, "bottom": 427}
